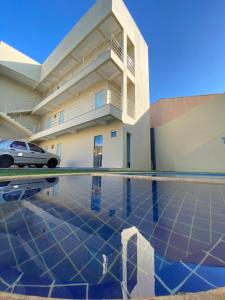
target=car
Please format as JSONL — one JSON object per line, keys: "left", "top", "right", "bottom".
{"left": 0, "top": 139, "right": 60, "bottom": 168}
{"left": 0, "top": 177, "right": 59, "bottom": 203}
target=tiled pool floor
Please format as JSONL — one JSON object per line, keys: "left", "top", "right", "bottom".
{"left": 0, "top": 176, "right": 225, "bottom": 299}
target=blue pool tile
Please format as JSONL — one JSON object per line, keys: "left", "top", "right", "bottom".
{"left": 196, "top": 264, "right": 225, "bottom": 286}
{"left": 13, "top": 285, "right": 50, "bottom": 297}
{"left": 51, "top": 285, "right": 86, "bottom": 299}
{"left": 155, "top": 278, "right": 170, "bottom": 296}
{"left": 89, "top": 282, "right": 123, "bottom": 299}
{"left": 157, "top": 263, "right": 191, "bottom": 290}
{"left": 177, "top": 274, "right": 214, "bottom": 293}
{"left": 52, "top": 260, "right": 77, "bottom": 281}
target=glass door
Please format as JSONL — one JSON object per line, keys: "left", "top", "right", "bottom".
{"left": 93, "top": 135, "right": 103, "bottom": 167}
{"left": 127, "top": 132, "right": 131, "bottom": 168}
{"left": 56, "top": 143, "right": 62, "bottom": 158}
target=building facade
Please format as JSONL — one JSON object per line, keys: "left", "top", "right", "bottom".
{"left": 150, "top": 93, "right": 225, "bottom": 172}
{"left": 0, "top": 0, "right": 151, "bottom": 170}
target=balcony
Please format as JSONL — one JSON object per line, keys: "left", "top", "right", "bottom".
{"left": 32, "top": 36, "right": 124, "bottom": 116}
{"left": 30, "top": 88, "right": 122, "bottom": 142}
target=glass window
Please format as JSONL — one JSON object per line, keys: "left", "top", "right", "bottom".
{"left": 47, "top": 117, "right": 51, "bottom": 129}
{"left": 95, "top": 90, "right": 106, "bottom": 109}
{"left": 111, "top": 131, "right": 117, "bottom": 138}
{"left": 59, "top": 111, "right": 65, "bottom": 125}
{"left": 28, "top": 143, "right": 45, "bottom": 153}
{"left": 10, "top": 141, "right": 27, "bottom": 151}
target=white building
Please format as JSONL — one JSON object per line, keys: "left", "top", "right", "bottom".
{"left": 0, "top": 0, "right": 151, "bottom": 170}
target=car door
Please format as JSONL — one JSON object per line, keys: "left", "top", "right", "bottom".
{"left": 27, "top": 143, "right": 47, "bottom": 165}
{"left": 9, "top": 141, "right": 31, "bottom": 164}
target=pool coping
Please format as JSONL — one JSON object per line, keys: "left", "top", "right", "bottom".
{"left": 0, "top": 171, "right": 225, "bottom": 185}
{"left": 1, "top": 287, "right": 225, "bottom": 299}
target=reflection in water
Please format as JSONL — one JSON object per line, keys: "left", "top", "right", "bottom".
{"left": 152, "top": 181, "right": 159, "bottom": 222}
{"left": 0, "top": 176, "right": 225, "bottom": 299}
{"left": 124, "top": 178, "right": 132, "bottom": 217}
{"left": 121, "top": 227, "right": 155, "bottom": 298}
{"left": 91, "top": 176, "right": 102, "bottom": 212}
{"left": 0, "top": 178, "right": 58, "bottom": 203}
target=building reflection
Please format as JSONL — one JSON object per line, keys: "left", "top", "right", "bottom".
{"left": 123, "top": 178, "right": 132, "bottom": 218}
{"left": 152, "top": 181, "right": 159, "bottom": 222}
{"left": 121, "top": 226, "right": 155, "bottom": 298}
{"left": 91, "top": 176, "right": 102, "bottom": 212}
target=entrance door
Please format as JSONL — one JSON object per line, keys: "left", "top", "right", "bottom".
{"left": 127, "top": 132, "right": 131, "bottom": 168}
{"left": 93, "top": 135, "right": 103, "bottom": 168}
{"left": 56, "top": 143, "right": 62, "bottom": 158}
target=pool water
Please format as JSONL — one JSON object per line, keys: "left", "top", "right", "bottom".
{"left": 0, "top": 175, "right": 225, "bottom": 299}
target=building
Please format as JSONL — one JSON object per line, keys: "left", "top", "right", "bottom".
{"left": 150, "top": 93, "right": 225, "bottom": 172}
{"left": 0, "top": 0, "right": 151, "bottom": 170}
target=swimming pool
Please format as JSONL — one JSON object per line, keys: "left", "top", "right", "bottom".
{"left": 0, "top": 175, "right": 225, "bottom": 299}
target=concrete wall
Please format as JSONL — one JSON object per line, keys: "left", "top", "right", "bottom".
{"left": 40, "top": 120, "right": 124, "bottom": 168}
{"left": 112, "top": 0, "right": 151, "bottom": 170}
{"left": 0, "top": 119, "right": 28, "bottom": 140}
{"left": 153, "top": 94, "right": 225, "bottom": 172}
{"left": 0, "top": 75, "right": 40, "bottom": 111}
{"left": 0, "top": 41, "right": 41, "bottom": 82}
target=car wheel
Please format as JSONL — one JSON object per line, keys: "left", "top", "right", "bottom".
{"left": 46, "top": 178, "right": 56, "bottom": 183}
{"left": 35, "top": 164, "right": 44, "bottom": 168}
{"left": 0, "top": 155, "right": 13, "bottom": 168}
{"left": 18, "top": 165, "right": 25, "bottom": 168}
{"left": 47, "top": 158, "right": 58, "bottom": 169}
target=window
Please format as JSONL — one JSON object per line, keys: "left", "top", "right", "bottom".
{"left": 111, "top": 131, "right": 117, "bottom": 138}
{"left": 10, "top": 141, "right": 27, "bottom": 151}
{"left": 28, "top": 143, "right": 45, "bottom": 153}
{"left": 47, "top": 117, "right": 52, "bottom": 129}
{"left": 95, "top": 90, "right": 106, "bottom": 109}
{"left": 59, "top": 111, "right": 65, "bottom": 125}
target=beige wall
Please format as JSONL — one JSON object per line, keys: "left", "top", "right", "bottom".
{"left": 0, "top": 74, "right": 40, "bottom": 112}
{"left": 0, "top": 41, "right": 41, "bottom": 82}
{"left": 0, "top": 119, "right": 28, "bottom": 140}
{"left": 153, "top": 94, "right": 225, "bottom": 172}
{"left": 112, "top": 0, "right": 151, "bottom": 170}
{"left": 40, "top": 120, "right": 124, "bottom": 168}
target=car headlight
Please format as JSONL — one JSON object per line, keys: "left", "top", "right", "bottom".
{"left": 18, "top": 153, "right": 23, "bottom": 157}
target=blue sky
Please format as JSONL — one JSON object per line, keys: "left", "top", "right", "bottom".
{"left": 1, "top": 0, "right": 225, "bottom": 103}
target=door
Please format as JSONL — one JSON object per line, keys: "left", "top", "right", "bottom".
{"left": 127, "top": 132, "right": 131, "bottom": 168}
{"left": 56, "top": 143, "right": 62, "bottom": 158}
{"left": 93, "top": 135, "right": 103, "bottom": 168}
{"left": 28, "top": 143, "right": 47, "bottom": 165}
{"left": 9, "top": 141, "right": 30, "bottom": 164}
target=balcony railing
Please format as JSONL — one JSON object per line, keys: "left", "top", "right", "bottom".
{"left": 127, "top": 54, "right": 135, "bottom": 75}
{"left": 44, "top": 36, "right": 123, "bottom": 99}
{"left": 34, "top": 88, "right": 122, "bottom": 133}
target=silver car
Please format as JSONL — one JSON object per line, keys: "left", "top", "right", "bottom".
{"left": 0, "top": 140, "right": 60, "bottom": 168}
